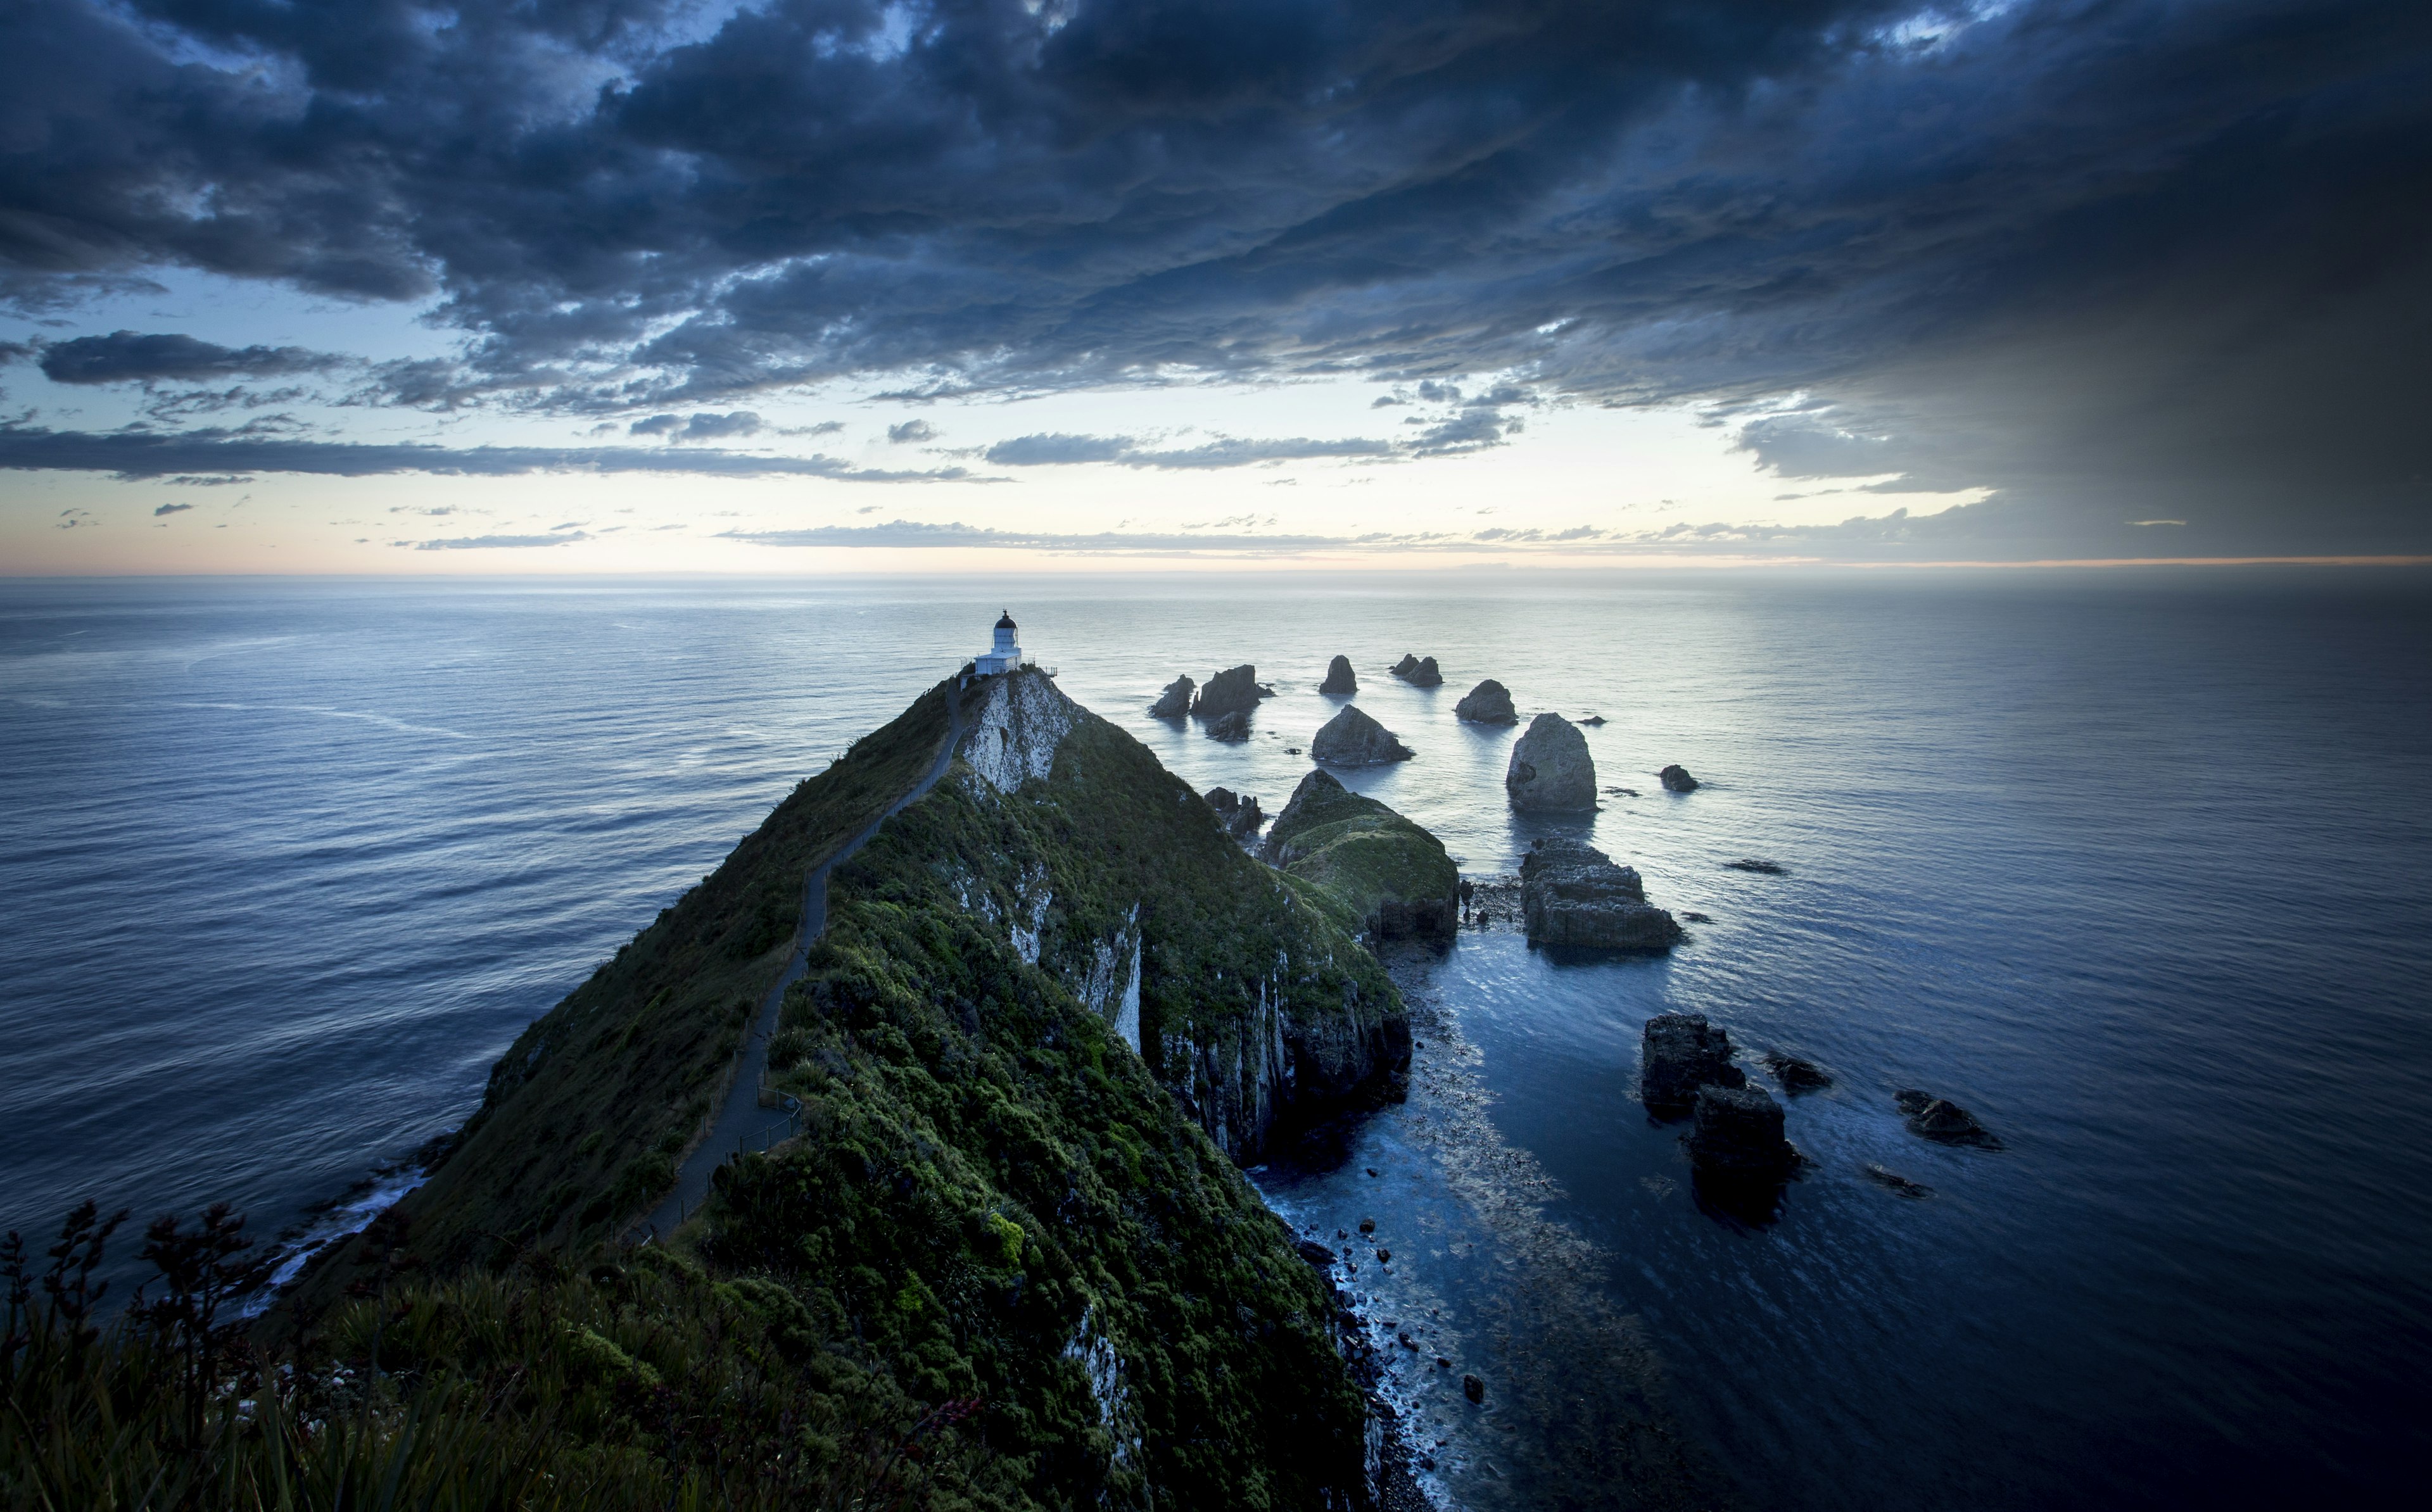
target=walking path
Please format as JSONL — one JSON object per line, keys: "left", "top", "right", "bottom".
{"left": 636, "top": 687, "right": 964, "bottom": 1242}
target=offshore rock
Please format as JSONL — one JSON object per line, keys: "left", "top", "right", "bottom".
{"left": 1641, "top": 1012, "right": 1745, "bottom": 1118}
{"left": 1312, "top": 705, "right": 1414, "bottom": 766}
{"left": 1660, "top": 763, "right": 1699, "bottom": 793}
{"left": 1454, "top": 678, "right": 1517, "bottom": 725}
{"left": 1688, "top": 1084, "right": 1798, "bottom": 1181}
{"left": 1506, "top": 712, "right": 1595, "bottom": 810}
{"left": 1203, "top": 786, "right": 1264, "bottom": 841}
{"left": 1520, "top": 838, "right": 1682, "bottom": 951}
{"left": 1390, "top": 653, "right": 1443, "bottom": 686}
{"left": 1763, "top": 1052, "right": 1832, "bottom": 1092}
{"left": 1320, "top": 655, "right": 1358, "bottom": 695}
{"left": 1262, "top": 769, "right": 1458, "bottom": 942}
{"left": 1148, "top": 674, "right": 1194, "bottom": 718}
{"left": 1896, "top": 1090, "right": 2003, "bottom": 1148}
{"left": 1194, "top": 664, "right": 1263, "bottom": 719}
{"left": 1207, "top": 709, "right": 1251, "bottom": 743}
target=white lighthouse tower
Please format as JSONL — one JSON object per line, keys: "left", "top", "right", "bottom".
{"left": 975, "top": 609, "right": 1023, "bottom": 674}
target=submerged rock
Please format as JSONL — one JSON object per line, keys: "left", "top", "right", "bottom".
{"left": 1203, "top": 786, "right": 1264, "bottom": 841}
{"left": 1579, "top": 714, "right": 1607, "bottom": 726}
{"left": 1454, "top": 678, "right": 1517, "bottom": 725}
{"left": 1641, "top": 1012, "right": 1744, "bottom": 1117}
{"left": 1863, "top": 1164, "right": 1933, "bottom": 1198}
{"left": 1462, "top": 1373, "right": 1485, "bottom": 1404}
{"left": 1688, "top": 1085, "right": 1798, "bottom": 1181}
{"left": 1521, "top": 837, "right": 1682, "bottom": 952}
{"left": 1207, "top": 709, "right": 1251, "bottom": 743}
{"left": 1390, "top": 653, "right": 1443, "bottom": 686}
{"left": 1506, "top": 712, "right": 1595, "bottom": 810}
{"left": 1659, "top": 764, "right": 1699, "bottom": 793}
{"left": 1312, "top": 705, "right": 1414, "bottom": 765}
{"left": 1194, "top": 664, "right": 1263, "bottom": 719}
{"left": 1724, "top": 858, "right": 1786, "bottom": 875}
{"left": 1320, "top": 656, "right": 1358, "bottom": 695}
{"left": 1263, "top": 769, "right": 1458, "bottom": 940}
{"left": 1148, "top": 674, "right": 1195, "bottom": 719}
{"left": 1763, "top": 1052, "right": 1832, "bottom": 1092}
{"left": 1895, "top": 1089, "right": 2003, "bottom": 1148}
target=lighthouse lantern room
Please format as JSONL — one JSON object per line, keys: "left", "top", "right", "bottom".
{"left": 975, "top": 610, "right": 1023, "bottom": 674}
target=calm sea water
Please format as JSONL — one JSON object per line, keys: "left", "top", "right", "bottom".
{"left": 3, "top": 572, "right": 2428, "bottom": 1508}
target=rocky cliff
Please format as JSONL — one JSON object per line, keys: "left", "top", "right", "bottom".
{"left": 928, "top": 670, "right": 1408, "bottom": 1159}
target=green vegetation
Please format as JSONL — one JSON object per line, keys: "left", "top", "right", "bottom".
{"left": 6, "top": 671, "right": 1409, "bottom": 1507}
{"left": 1259, "top": 771, "right": 1459, "bottom": 942}
{"left": 3, "top": 1203, "right": 1002, "bottom": 1509}
{"left": 294, "top": 681, "right": 956, "bottom": 1309}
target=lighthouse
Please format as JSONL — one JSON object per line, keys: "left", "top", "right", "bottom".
{"left": 975, "top": 609, "right": 1024, "bottom": 675}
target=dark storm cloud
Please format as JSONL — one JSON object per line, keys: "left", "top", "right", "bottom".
{"left": 0, "top": 423, "right": 970, "bottom": 482}
{"left": 37, "top": 331, "right": 343, "bottom": 386}
{"left": 2, "top": 1, "right": 2427, "bottom": 551}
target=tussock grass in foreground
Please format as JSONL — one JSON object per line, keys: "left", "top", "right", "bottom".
{"left": 1, "top": 1204, "right": 984, "bottom": 1511}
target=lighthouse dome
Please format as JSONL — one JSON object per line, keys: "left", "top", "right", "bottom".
{"left": 976, "top": 609, "right": 1024, "bottom": 674}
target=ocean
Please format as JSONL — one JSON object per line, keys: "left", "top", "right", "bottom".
{"left": 3, "top": 570, "right": 2428, "bottom": 1508}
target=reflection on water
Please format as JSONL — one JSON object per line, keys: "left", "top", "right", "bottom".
{"left": 1258, "top": 940, "right": 1719, "bottom": 1512}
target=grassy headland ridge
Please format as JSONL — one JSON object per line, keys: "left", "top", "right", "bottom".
{"left": 7, "top": 669, "right": 1410, "bottom": 1509}
{"left": 1260, "top": 769, "right": 1460, "bottom": 943}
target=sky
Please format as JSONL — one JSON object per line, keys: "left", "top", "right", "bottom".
{"left": 1, "top": 0, "right": 2427, "bottom": 573}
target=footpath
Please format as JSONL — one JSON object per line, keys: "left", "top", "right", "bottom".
{"left": 636, "top": 686, "right": 964, "bottom": 1241}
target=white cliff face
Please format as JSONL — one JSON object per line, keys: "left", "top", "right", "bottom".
{"left": 1070, "top": 904, "right": 1145, "bottom": 1054}
{"left": 960, "top": 669, "right": 1077, "bottom": 794}
{"left": 1061, "top": 1306, "right": 1145, "bottom": 1499}
{"left": 1113, "top": 936, "right": 1142, "bottom": 1054}
{"left": 1011, "top": 878, "right": 1051, "bottom": 965}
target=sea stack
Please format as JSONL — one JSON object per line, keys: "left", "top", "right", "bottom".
{"left": 1688, "top": 1085, "right": 1798, "bottom": 1183}
{"left": 1455, "top": 679, "right": 1517, "bottom": 725}
{"left": 1641, "top": 1012, "right": 1745, "bottom": 1117}
{"left": 1505, "top": 712, "right": 1595, "bottom": 810}
{"left": 1208, "top": 709, "right": 1251, "bottom": 742}
{"left": 1390, "top": 653, "right": 1443, "bottom": 686}
{"left": 1320, "top": 655, "right": 1358, "bottom": 695}
{"left": 1148, "top": 674, "right": 1196, "bottom": 718}
{"left": 1194, "top": 664, "right": 1262, "bottom": 719}
{"left": 1521, "top": 837, "right": 1682, "bottom": 951}
{"left": 1312, "top": 705, "right": 1414, "bottom": 765}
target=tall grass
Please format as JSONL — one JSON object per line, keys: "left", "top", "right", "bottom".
{"left": 1, "top": 1204, "right": 978, "bottom": 1511}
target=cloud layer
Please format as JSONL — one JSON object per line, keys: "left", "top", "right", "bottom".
{"left": 1, "top": 1, "right": 2427, "bottom": 552}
